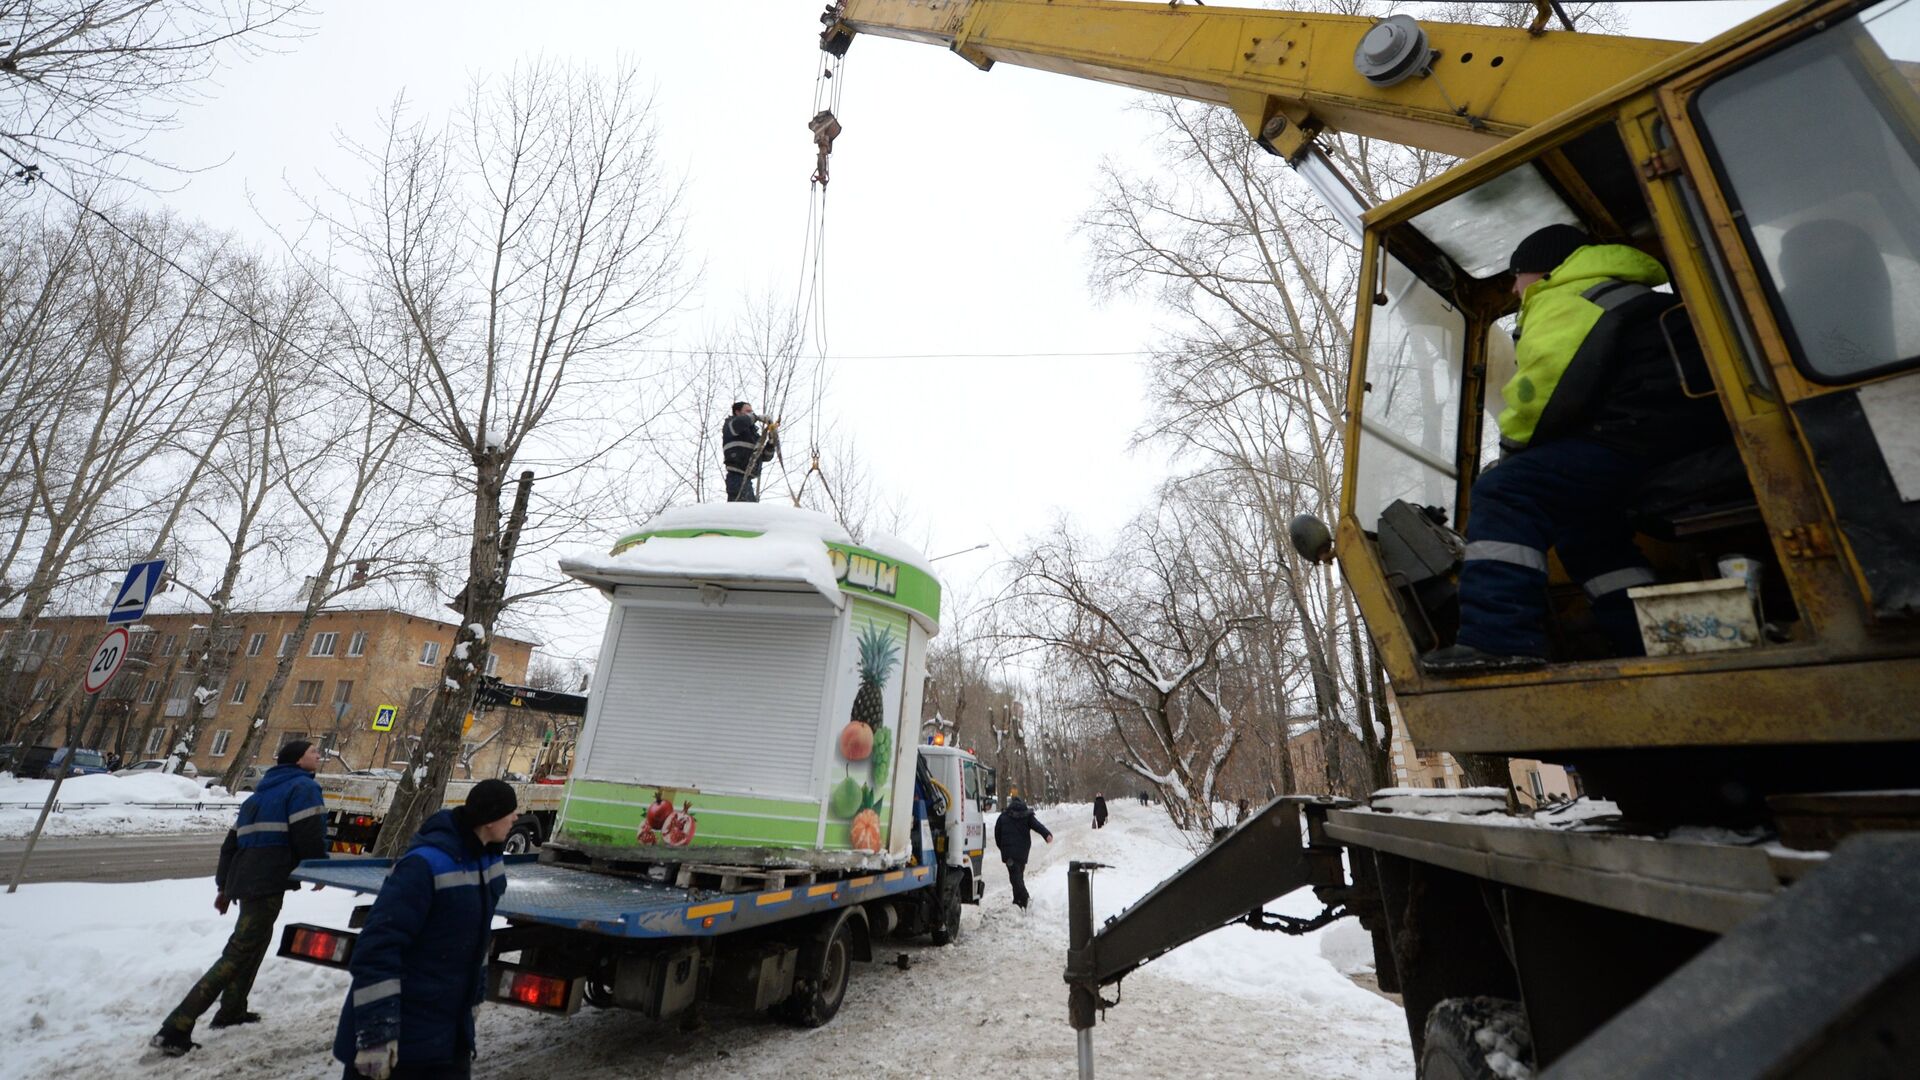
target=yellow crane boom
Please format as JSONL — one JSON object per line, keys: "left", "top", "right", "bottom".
{"left": 821, "top": 0, "right": 1688, "bottom": 161}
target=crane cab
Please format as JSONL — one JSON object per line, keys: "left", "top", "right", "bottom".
{"left": 1333, "top": 0, "right": 1920, "bottom": 815}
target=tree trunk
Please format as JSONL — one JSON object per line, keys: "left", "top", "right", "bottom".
{"left": 375, "top": 465, "right": 529, "bottom": 854}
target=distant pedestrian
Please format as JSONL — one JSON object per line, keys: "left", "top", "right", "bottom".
{"left": 1138, "top": 791, "right": 1149, "bottom": 807}
{"left": 722, "top": 401, "right": 779, "bottom": 503}
{"left": 1237, "top": 798, "right": 1251, "bottom": 824}
{"left": 1091, "top": 793, "right": 1108, "bottom": 829}
{"left": 151, "top": 740, "right": 328, "bottom": 1057}
{"left": 334, "top": 780, "right": 519, "bottom": 1080}
{"left": 992, "top": 796, "right": 1053, "bottom": 910}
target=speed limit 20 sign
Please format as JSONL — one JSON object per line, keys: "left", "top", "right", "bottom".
{"left": 84, "top": 627, "right": 130, "bottom": 695}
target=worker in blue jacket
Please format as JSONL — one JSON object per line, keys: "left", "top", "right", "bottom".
{"left": 151, "top": 739, "right": 328, "bottom": 1057}
{"left": 335, "top": 779, "right": 518, "bottom": 1080}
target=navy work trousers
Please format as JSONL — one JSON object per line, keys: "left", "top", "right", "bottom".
{"left": 1457, "top": 437, "right": 1655, "bottom": 659}
{"left": 725, "top": 471, "right": 757, "bottom": 503}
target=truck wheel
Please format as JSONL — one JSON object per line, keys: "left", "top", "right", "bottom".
{"left": 930, "top": 873, "right": 964, "bottom": 946}
{"left": 1418, "top": 997, "right": 1531, "bottom": 1080}
{"left": 503, "top": 819, "right": 542, "bottom": 854}
{"left": 781, "top": 919, "right": 852, "bottom": 1027}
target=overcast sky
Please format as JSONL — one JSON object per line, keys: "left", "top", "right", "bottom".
{"left": 123, "top": 0, "right": 1774, "bottom": 663}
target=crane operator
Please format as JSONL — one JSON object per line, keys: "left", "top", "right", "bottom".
{"left": 1422, "top": 224, "right": 1728, "bottom": 675}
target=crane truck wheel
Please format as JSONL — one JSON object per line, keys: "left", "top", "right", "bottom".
{"left": 1416, "top": 997, "right": 1532, "bottom": 1080}
{"left": 503, "top": 818, "right": 543, "bottom": 855}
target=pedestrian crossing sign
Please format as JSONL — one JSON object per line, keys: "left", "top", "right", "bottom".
{"left": 372, "top": 704, "right": 397, "bottom": 732}
{"left": 107, "top": 559, "right": 167, "bottom": 625}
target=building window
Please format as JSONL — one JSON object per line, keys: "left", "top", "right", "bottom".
{"left": 347, "top": 631, "right": 367, "bottom": 657}
{"left": 247, "top": 633, "right": 266, "bottom": 657}
{"left": 145, "top": 728, "right": 167, "bottom": 754}
{"left": 292, "top": 679, "right": 323, "bottom": 706}
{"left": 419, "top": 641, "right": 440, "bottom": 666}
{"left": 1528, "top": 770, "right": 1545, "bottom": 801}
{"left": 52, "top": 634, "right": 70, "bottom": 656}
{"left": 229, "top": 679, "right": 249, "bottom": 704}
{"left": 141, "top": 680, "right": 162, "bottom": 704}
{"left": 485, "top": 652, "right": 499, "bottom": 677}
{"left": 333, "top": 680, "right": 354, "bottom": 706}
{"left": 310, "top": 632, "right": 338, "bottom": 658}
{"left": 278, "top": 633, "right": 296, "bottom": 658}
{"left": 1430, "top": 778, "right": 1448, "bottom": 790}
{"left": 31, "top": 676, "right": 52, "bottom": 698}
{"left": 210, "top": 730, "right": 232, "bottom": 756}
{"left": 159, "top": 633, "right": 177, "bottom": 657}
{"left": 277, "top": 731, "right": 308, "bottom": 753}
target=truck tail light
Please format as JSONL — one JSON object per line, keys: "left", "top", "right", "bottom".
{"left": 278, "top": 923, "right": 355, "bottom": 968}
{"left": 487, "top": 962, "right": 583, "bottom": 1015}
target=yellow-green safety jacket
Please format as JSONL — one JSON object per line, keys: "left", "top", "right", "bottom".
{"left": 1499, "top": 244, "right": 1671, "bottom": 448}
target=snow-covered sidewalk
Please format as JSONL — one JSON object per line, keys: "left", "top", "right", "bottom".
{"left": 0, "top": 773, "right": 240, "bottom": 839}
{"left": 0, "top": 798, "right": 1411, "bottom": 1078}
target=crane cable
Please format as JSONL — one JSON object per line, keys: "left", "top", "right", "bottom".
{"left": 781, "top": 45, "right": 848, "bottom": 528}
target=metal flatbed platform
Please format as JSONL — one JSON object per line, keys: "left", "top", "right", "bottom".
{"left": 293, "top": 856, "right": 934, "bottom": 939}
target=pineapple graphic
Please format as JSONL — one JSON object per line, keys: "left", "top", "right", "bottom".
{"left": 851, "top": 621, "right": 900, "bottom": 730}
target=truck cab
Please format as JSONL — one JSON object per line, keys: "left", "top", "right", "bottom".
{"left": 919, "top": 742, "right": 994, "bottom": 902}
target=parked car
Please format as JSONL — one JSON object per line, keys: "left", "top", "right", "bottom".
{"left": 9, "top": 746, "right": 111, "bottom": 780}
{"left": 113, "top": 758, "right": 198, "bottom": 778}
{"left": 231, "top": 764, "right": 267, "bottom": 792}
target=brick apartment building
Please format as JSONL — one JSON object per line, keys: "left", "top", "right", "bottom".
{"left": 1, "top": 605, "right": 539, "bottom": 780}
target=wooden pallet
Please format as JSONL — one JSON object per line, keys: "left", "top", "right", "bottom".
{"left": 673, "top": 862, "right": 820, "bottom": 893}
{"left": 539, "top": 844, "right": 824, "bottom": 893}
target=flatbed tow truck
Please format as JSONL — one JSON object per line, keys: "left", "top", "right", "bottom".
{"left": 824, "top": 0, "right": 1920, "bottom": 1076}
{"left": 284, "top": 508, "right": 996, "bottom": 1028}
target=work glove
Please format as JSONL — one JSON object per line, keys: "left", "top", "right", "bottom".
{"left": 213, "top": 892, "right": 230, "bottom": 915}
{"left": 354, "top": 1041, "right": 399, "bottom": 1079}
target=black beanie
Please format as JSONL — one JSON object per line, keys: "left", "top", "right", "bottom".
{"left": 1509, "top": 223, "right": 1592, "bottom": 275}
{"left": 457, "top": 778, "right": 519, "bottom": 827}
{"left": 277, "top": 740, "right": 313, "bottom": 766}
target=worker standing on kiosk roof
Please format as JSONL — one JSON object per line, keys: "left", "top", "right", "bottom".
{"left": 721, "top": 401, "right": 779, "bottom": 503}
{"left": 151, "top": 740, "right": 328, "bottom": 1058}
{"left": 334, "top": 780, "right": 517, "bottom": 1080}
{"left": 1423, "top": 225, "right": 1727, "bottom": 675}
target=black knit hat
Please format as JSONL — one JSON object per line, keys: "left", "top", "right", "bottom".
{"left": 276, "top": 740, "right": 313, "bottom": 766}
{"left": 457, "top": 778, "right": 519, "bottom": 828}
{"left": 1509, "top": 223, "right": 1592, "bottom": 275}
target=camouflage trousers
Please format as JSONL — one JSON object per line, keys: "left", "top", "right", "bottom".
{"left": 162, "top": 892, "right": 285, "bottom": 1033}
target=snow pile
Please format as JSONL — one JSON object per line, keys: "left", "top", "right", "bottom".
{"left": 560, "top": 504, "right": 937, "bottom": 603}
{"left": 563, "top": 530, "right": 846, "bottom": 607}
{"left": 0, "top": 774, "right": 241, "bottom": 839}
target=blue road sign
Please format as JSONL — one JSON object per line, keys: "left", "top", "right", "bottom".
{"left": 107, "top": 559, "right": 167, "bottom": 625}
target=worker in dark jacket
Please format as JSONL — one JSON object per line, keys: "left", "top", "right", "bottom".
{"left": 335, "top": 780, "right": 518, "bottom": 1080}
{"left": 1423, "top": 225, "right": 1727, "bottom": 675}
{"left": 992, "top": 796, "right": 1053, "bottom": 910}
{"left": 721, "top": 401, "right": 779, "bottom": 503}
{"left": 151, "top": 739, "right": 328, "bottom": 1056}
{"left": 1091, "top": 793, "right": 1108, "bottom": 829}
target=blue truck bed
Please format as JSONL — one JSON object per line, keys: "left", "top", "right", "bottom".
{"left": 294, "top": 856, "right": 935, "bottom": 939}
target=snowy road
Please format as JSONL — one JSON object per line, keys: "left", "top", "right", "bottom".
{"left": 0, "top": 800, "right": 1413, "bottom": 1078}
{"left": 0, "top": 833, "right": 223, "bottom": 884}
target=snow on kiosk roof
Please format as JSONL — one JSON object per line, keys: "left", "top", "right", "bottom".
{"left": 558, "top": 503, "right": 941, "bottom": 633}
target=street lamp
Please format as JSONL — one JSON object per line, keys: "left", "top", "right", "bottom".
{"left": 929, "top": 542, "right": 990, "bottom": 562}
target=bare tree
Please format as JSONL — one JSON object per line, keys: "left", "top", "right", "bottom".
{"left": 0, "top": 0, "right": 309, "bottom": 182}
{"left": 3, "top": 207, "right": 248, "bottom": 745}
{"left": 333, "top": 62, "right": 690, "bottom": 854}
{"left": 215, "top": 340, "right": 427, "bottom": 792}
{"left": 1003, "top": 514, "right": 1256, "bottom": 834}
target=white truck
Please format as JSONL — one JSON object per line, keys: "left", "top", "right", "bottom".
{"left": 316, "top": 678, "right": 583, "bottom": 854}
